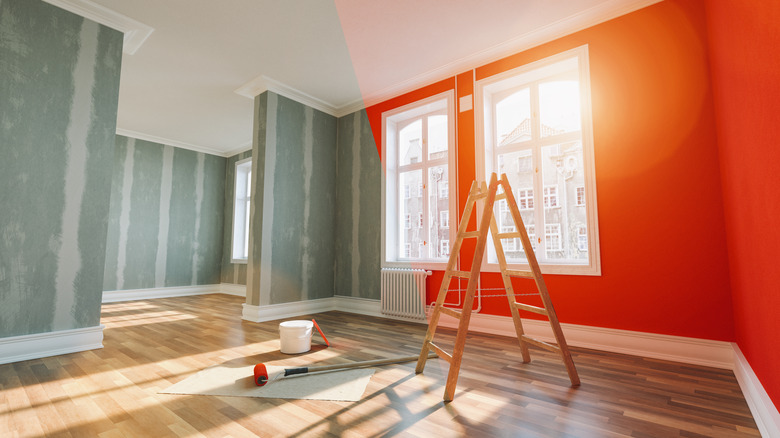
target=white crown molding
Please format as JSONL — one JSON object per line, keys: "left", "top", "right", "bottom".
{"left": 360, "top": 0, "right": 662, "bottom": 107}
{"left": 732, "top": 345, "right": 780, "bottom": 437}
{"left": 0, "top": 325, "right": 104, "bottom": 365}
{"left": 115, "top": 128, "right": 234, "bottom": 157}
{"left": 102, "top": 284, "right": 223, "bottom": 303}
{"left": 223, "top": 142, "right": 253, "bottom": 158}
{"left": 42, "top": 0, "right": 153, "bottom": 55}
{"left": 235, "top": 75, "right": 366, "bottom": 118}
{"left": 333, "top": 98, "right": 366, "bottom": 118}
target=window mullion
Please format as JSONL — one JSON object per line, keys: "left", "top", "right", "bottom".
{"left": 530, "top": 83, "right": 546, "bottom": 262}
{"left": 421, "top": 116, "right": 430, "bottom": 259}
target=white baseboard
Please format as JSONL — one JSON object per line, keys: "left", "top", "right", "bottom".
{"left": 242, "top": 297, "right": 339, "bottom": 322}
{"left": 0, "top": 325, "right": 105, "bottom": 365}
{"left": 333, "top": 295, "right": 384, "bottom": 318}
{"left": 732, "top": 345, "right": 780, "bottom": 437}
{"left": 102, "top": 284, "right": 223, "bottom": 303}
{"left": 435, "top": 310, "right": 735, "bottom": 369}
{"left": 220, "top": 283, "right": 247, "bottom": 297}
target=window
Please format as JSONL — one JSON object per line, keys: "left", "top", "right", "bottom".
{"left": 404, "top": 214, "right": 411, "bottom": 229}
{"left": 440, "top": 240, "right": 450, "bottom": 257}
{"left": 577, "top": 225, "right": 588, "bottom": 251}
{"left": 517, "top": 155, "right": 533, "bottom": 172}
{"left": 476, "top": 46, "right": 600, "bottom": 275}
{"left": 231, "top": 158, "right": 252, "bottom": 262}
{"left": 517, "top": 188, "right": 534, "bottom": 210}
{"left": 576, "top": 186, "right": 585, "bottom": 206}
{"left": 439, "top": 181, "right": 449, "bottom": 198}
{"left": 543, "top": 186, "right": 559, "bottom": 208}
{"left": 545, "top": 223, "right": 562, "bottom": 255}
{"left": 382, "top": 91, "right": 456, "bottom": 266}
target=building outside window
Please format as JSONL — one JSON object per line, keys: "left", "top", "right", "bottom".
{"left": 382, "top": 92, "right": 456, "bottom": 266}
{"left": 476, "top": 46, "right": 600, "bottom": 275}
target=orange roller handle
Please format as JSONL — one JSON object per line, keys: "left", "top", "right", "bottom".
{"left": 312, "top": 319, "right": 330, "bottom": 347}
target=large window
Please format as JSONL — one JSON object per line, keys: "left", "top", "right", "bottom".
{"left": 476, "top": 46, "right": 600, "bottom": 275}
{"left": 231, "top": 158, "right": 252, "bottom": 263}
{"left": 382, "top": 92, "right": 455, "bottom": 267}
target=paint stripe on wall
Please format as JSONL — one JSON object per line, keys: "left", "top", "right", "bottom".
{"left": 104, "top": 135, "right": 225, "bottom": 292}
{"left": 258, "top": 92, "right": 278, "bottom": 306}
{"left": 156, "top": 145, "right": 174, "bottom": 287}
{"left": 53, "top": 19, "right": 99, "bottom": 330}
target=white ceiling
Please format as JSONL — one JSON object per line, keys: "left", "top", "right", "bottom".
{"left": 54, "top": 0, "right": 659, "bottom": 156}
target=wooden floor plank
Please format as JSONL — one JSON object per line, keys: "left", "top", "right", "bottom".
{"left": 0, "top": 294, "right": 760, "bottom": 437}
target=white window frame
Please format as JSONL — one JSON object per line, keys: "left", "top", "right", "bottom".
{"left": 475, "top": 45, "right": 601, "bottom": 275}
{"left": 231, "top": 157, "right": 252, "bottom": 263}
{"left": 381, "top": 91, "right": 456, "bottom": 269}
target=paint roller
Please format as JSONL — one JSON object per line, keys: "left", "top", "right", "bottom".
{"left": 254, "top": 353, "right": 437, "bottom": 386}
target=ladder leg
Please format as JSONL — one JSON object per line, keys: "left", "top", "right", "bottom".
{"left": 442, "top": 176, "right": 499, "bottom": 401}
{"left": 488, "top": 213, "right": 531, "bottom": 363}
{"left": 501, "top": 174, "right": 580, "bottom": 387}
{"left": 417, "top": 181, "right": 481, "bottom": 374}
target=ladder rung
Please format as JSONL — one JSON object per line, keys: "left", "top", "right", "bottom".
{"left": 450, "top": 270, "right": 471, "bottom": 278}
{"left": 427, "top": 341, "right": 453, "bottom": 363}
{"left": 438, "top": 305, "right": 462, "bottom": 319}
{"left": 514, "top": 302, "right": 548, "bottom": 315}
{"left": 505, "top": 269, "right": 535, "bottom": 279}
{"left": 495, "top": 192, "right": 507, "bottom": 200}
{"left": 520, "top": 335, "right": 560, "bottom": 353}
{"left": 497, "top": 232, "right": 522, "bottom": 239}
{"left": 460, "top": 231, "right": 481, "bottom": 239}
{"left": 471, "top": 191, "right": 488, "bottom": 200}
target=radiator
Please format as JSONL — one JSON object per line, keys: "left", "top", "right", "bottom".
{"left": 380, "top": 268, "right": 429, "bottom": 320}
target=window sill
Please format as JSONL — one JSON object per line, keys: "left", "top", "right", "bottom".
{"left": 231, "top": 258, "right": 248, "bottom": 265}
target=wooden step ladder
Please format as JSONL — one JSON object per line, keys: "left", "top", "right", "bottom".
{"left": 415, "top": 172, "right": 580, "bottom": 401}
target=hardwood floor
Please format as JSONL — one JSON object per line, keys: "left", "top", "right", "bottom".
{"left": 0, "top": 294, "right": 759, "bottom": 437}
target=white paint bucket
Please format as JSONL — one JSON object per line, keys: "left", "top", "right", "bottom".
{"left": 279, "top": 320, "right": 313, "bottom": 354}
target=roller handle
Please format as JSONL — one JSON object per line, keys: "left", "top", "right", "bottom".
{"left": 305, "top": 353, "right": 436, "bottom": 374}
{"left": 284, "top": 367, "right": 309, "bottom": 376}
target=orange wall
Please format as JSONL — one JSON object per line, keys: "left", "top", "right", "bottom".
{"left": 368, "top": 0, "right": 735, "bottom": 341}
{"left": 706, "top": 0, "right": 780, "bottom": 410}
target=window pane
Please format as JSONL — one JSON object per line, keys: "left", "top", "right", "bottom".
{"left": 399, "top": 170, "right": 423, "bottom": 259}
{"left": 541, "top": 142, "right": 588, "bottom": 261}
{"left": 494, "top": 150, "right": 535, "bottom": 262}
{"left": 399, "top": 120, "right": 422, "bottom": 165}
{"left": 428, "top": 165, "right": 449, "bottom": 260}
{"left": 496, "top": 88, "right": 531, "bottom": 146}
{"left": 428, "top": 114, "right": 448, "bottom": 160}
{"left": 539, "top": 80, "right": 580, "bottom": 137}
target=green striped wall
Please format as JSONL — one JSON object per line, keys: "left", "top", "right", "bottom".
{"left": 103, "top": 136, "right": 226, "bottom": 291}
{"left": 0, "top": 0, "right": 122, "bottom": 337}
{"left": 334, "top": 110, "right": 382, "bottom": 299}
{"left": 249, "top": 92, "right": 338, "bottom": 305}
{"left": 221, "top": 149, "right": 252, "bottom": 285}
